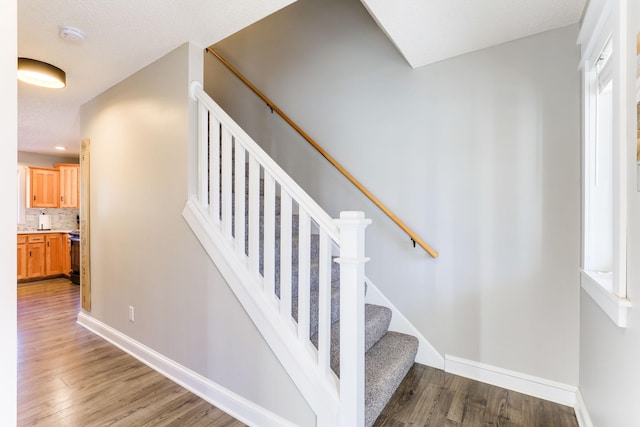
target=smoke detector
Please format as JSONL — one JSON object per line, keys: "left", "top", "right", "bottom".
{"left": 59, "top": 25, "right": 85, "bottom": 42}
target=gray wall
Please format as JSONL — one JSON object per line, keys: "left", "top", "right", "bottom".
{"left": 18, "top": 151, "right": 79, "bottom": 167}
{"left": 80, "top": 42, "right": 314, "bottom": 426}
{"left": 206, "top": 0, "right": 581, "bottom": 385}
{"left": 579, "top": 1, "right": 640, "bottom": 425}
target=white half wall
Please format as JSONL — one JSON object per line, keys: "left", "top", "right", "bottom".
{"left": 206, "top": 0, "right": 581, "bottom": 387}
{"left": 80, "top": 42, "right": 315, "bottom": 426}
{"left": 1, "top": 1, "right": 17, "bottom": 424}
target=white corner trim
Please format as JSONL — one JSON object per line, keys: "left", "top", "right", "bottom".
{"left": 364, "top": 278, "right": 444, "bottom": 369}
{"left": 575, "top": 388, "right": 595, "bottom": 427}
{"left": 581, "top": 270, "right": 632, "bottom": 328}
{"left": 444, "top": 355, "right": 577, "bottom": 407}
{"left": 77, "top": 312, "right": 298, "bottom": 427}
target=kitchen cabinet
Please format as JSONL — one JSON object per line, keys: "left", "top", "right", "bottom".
{"left": 29, "top": 167, "right": 60, "bottom": 208}
{"left": 56, "top": 164, "right": 79, "bottom": 208}
{"left": 17, "top": 235, "right": 27, "bottom": 280}
{"left": 45, "top": 234, "right": 64, "bottom": 276}
{"left": 26, "top": 164, "right": 79, "bottom": 209}
{"left": 18, "top": 233, "right": 68, "bottom": 281}
{"left": 25, "top": 235, "right": 46, "bottom": 279}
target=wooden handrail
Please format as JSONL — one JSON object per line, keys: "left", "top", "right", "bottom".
{"left": 207, "top": 47, "right": 439, "bottom": 258}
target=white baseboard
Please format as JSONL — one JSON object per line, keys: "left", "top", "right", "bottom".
{"left": 574, "top": 388, "right": 594, "bottom": 427}
{"left": 365, "top": 279, "right": 444, "bottom": 369}
{"left": 444, "top": 355, "right": 577, "bottom": 407}
{"left": 77, "top": 311, "right": 298, "bottom": 427}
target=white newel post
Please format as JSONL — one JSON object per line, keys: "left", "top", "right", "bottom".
{"left": 335, "top": 211, "right": 371, "bottom": 427}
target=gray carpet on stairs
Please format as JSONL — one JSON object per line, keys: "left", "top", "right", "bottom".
{"left": 365, "top": 331, "right": 419, "bottom": 427}
{"left": 232, "top": 177, "right": 418, "bottom": 425}
{"left": 316, "top": 304, "right": 392, "bottom": 375}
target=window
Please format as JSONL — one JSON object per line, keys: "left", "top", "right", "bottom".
{"left": 578, "top": 0, "right": 631, "bottom": 328}
{"left": 584, "top": 37, "right": 613, "bottom": 287}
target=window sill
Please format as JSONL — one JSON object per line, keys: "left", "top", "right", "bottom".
{"left": 581, "top": 270, "right": 631, "bottom": 327}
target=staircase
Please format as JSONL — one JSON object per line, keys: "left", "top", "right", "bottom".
{"left": 183, "top": 81, "right": 418, "bottom": 426}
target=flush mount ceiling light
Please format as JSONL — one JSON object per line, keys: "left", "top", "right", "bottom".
{"left": 17, "top": 58, "right": 66, "bottom": 89}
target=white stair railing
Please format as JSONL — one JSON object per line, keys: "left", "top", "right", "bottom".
{"left": 185, "top": 81, "right": 370, "bottom": 426}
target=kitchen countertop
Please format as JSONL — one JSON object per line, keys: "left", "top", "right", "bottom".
{"left": 18, "top": 230, "right": 76, "bottom": 234}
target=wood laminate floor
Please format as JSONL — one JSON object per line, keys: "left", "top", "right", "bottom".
{"left": 18, "top": 278, "right": 246, "bottom": 427}
{"left": 19, "top": 278, "right": 578, "bottom": 427}
{"left": 374, "top": 364, "right": 579, "bottom": 427}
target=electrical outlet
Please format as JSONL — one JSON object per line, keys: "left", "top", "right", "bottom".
{"left": 128, "top": 306, "right": 135, "bottom": 322}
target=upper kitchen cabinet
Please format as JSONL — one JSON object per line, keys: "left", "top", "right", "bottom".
{"left": 28, "top": 167, "right": 60, "bottom": 208}
{"left": 55, "top": 164, "right": 79, "bottom": 208}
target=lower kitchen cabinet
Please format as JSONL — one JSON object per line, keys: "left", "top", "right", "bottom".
{"left": 17, "top": 235, "right": 27, "bottom": 280}
{"left": 18, "top": 233, "right": 69, "bottom": 282}
{"left": 26, "top": 239, "right": 46, "bottom": 279}
{"left": 45, "top": 234, "right": 64, "bottom": 276}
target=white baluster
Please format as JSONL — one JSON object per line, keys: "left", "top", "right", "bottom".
{"left": 234, "top": 144, "right": 246, "bottom": 257}
{"left": 279, "top": 192, "right": 293, "bottom": 327}
{"left": 263, "top": 174, "right": 276, "bottom": 303}
{"left": 317, "top": 228, "right": 332, "bottom": 378}
{"left": 248, "top": 158, "right": 260, "bottom": 277}
{"left": 334, "top": 211, "right": 370, "bottom": 427}
{"left": 297, "top": 210, "right": 311, "bottom": 347}
{"left": 209, "top": 118, "right": 220, "bottom": 224}
{"left": 221, "top": 128, "right": 233, "bottom": 240}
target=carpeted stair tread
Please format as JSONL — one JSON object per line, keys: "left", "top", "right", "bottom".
{"left": 309, "top": 304, "right": 392, "bottom": 375}
{"left": 364, "top": 331, "right": 418, "bottom": 427}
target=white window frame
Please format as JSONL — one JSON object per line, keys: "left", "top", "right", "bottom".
{"left": 578, "top": 0, "right": 631, "bottom": 327}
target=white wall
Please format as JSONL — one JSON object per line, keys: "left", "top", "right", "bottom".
{"left": 206, "top": 0, "right": 581, "bottom": 386}
{"left": 0, "top": 0, "right": 17, "bottom": 424}
{"left": 579, "top": 1, "right": 640, "bottom": 425}
{"left": 80, "top": 42, "right": 314, "bottom": 426}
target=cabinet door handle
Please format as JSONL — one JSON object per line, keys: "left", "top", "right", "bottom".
{"left": 33, "top": 196, "right": 36, "bottom": 201}
{"left": 61, "top": 196, "right": 64, "bottom": 202}
{"left": 47, "top": 241, "right": 50, "bottom": 247}
{"left": 29, "top": 251, "right": 31, "bottom": 257}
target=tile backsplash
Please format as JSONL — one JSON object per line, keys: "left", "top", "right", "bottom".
{"left": 18, "top": 208, "right": 79, "bottom": 232}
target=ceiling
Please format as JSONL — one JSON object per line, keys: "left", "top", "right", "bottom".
{"left": 360, "top": 0, "right": 587, "bottom": 68}
{"left": 18, "top": 0, "right": 586, "bottom": 156}
{"left": 17, "top": 0, "right": 296, "bottom": 156}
